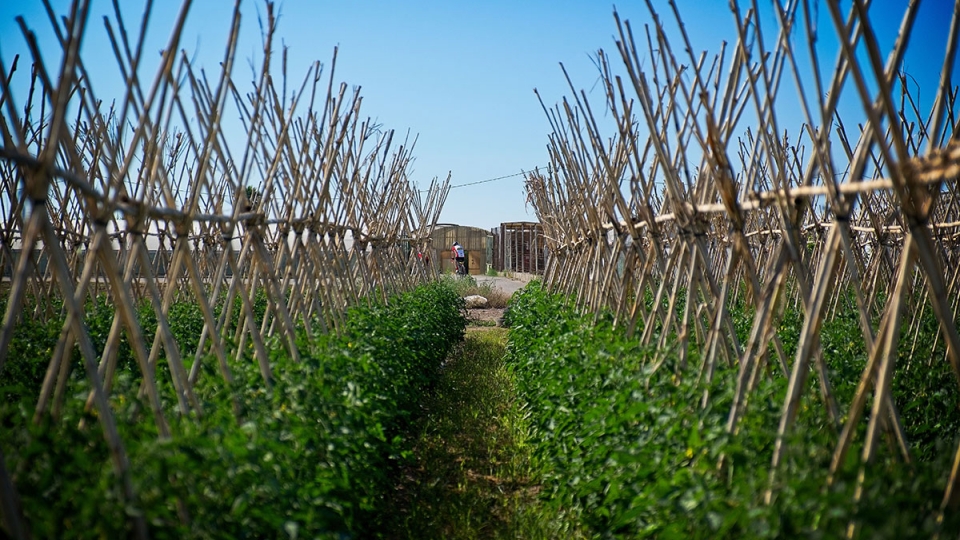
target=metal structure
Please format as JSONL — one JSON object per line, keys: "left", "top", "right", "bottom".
{"left": 0, "top": 2, "right": 448, "bottom": 536}
{"left": 525, "top": 0, "right": 960, "bottom": 528}
{"left": 491, "top": 221, "right": 546, "bottom": 274}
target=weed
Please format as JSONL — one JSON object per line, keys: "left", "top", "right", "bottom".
{"left": 439, "top": 274, "right": 511, "bottom": 309}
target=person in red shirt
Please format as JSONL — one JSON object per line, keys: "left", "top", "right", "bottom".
{"left": 451, "top": 241, "right": 466, "bottom": 275}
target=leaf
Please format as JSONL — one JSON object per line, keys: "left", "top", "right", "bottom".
{"left": 687, "top": 424, "right": 701, "bottom": 449}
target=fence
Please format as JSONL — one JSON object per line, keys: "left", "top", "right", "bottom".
{"left": 0, "top": 2, "right": 448, "bottom": 536}
{"left": 524, "top": 0, "right": 960, "bottom": 527}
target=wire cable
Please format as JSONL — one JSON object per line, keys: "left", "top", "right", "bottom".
{"left": 448, "top": 165, "right": 550, "bottom": 189}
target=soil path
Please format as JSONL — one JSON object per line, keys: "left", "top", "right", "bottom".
{"left": 466, "top": 275, "right": 532, "bottom": 326}
{"left": 375, "top": 330, "right": 547, "bottom": 538}
{"left": 473, "top": 275, "right": 529, "bottom": 296}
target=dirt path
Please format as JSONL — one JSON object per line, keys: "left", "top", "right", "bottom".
{"left": 466, "top": 307, "right": 506, "bottom": 326}
{"left": 473, "top": 275, "right": 529, "bottom": 296}
{"left": 465, "top": 274, "right": 531, "bottom": 327}
{"left": 375, "top": 329, "right": 548, "bottom": 539}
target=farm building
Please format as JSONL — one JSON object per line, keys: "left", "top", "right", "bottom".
{"left": 428, "top": 224, "right": 493, "bottom": 275}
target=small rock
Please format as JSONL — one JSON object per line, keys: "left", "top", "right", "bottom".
{"left": 463, "top": 295, "right": 488, "bottom": 308}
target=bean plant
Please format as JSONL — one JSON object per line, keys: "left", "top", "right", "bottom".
{"left": 1, "top": 281, "right": 465, "bottom": 538}
{"left": 504, "top": 281, "right": 960, "bottom": 538}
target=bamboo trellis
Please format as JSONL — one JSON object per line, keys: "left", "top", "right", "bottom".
{"left": 526, "top": 0, "right": 960, "bottom": 529}
{"left": 0, "top": 2, "right": 448, "bottom": 536}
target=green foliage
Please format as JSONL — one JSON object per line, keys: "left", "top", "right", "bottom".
{"left": 0, "top": 303, "right": 61, "bottom": 402}
{"left": 0, "top": 286, "right": 274, "bottom": 404}
{"left": 440, "top": 273, "right": 480, "bottom": 296}
{"left": 504, "top": 281, "right": 960, "bottom": 539}
{"left": 1, "top": 281, "right": 466, "bottom": 538}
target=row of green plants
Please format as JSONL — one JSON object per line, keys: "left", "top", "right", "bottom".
{"left": 1, "top": 282, "right": 466, "bottom": 538}
{"left": 0, "top": 288, "right": 269, "bottom": 404}
{"left": 503, "top": 281, "right": 960, "bottom": 538}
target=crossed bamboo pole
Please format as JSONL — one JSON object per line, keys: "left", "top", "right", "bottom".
{"left": 0, "top": 0, "right": 449, "bottom": 535}
{"left": 527, "top": 0, "right": 960, "bottom": 531}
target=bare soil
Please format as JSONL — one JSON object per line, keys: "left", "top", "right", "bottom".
{"left": 466, "top": 307, "right": 506, "bottom": 325}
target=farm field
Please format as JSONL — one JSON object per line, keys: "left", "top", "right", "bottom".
{"left": 0, "top": 282, "right": 466, "bottom": 538}
{"left": 3, "top": 0, "right": 960, "bottom": 537}
{"left": 4, "top": 273, "right": 960, "bottom": 538}
{"left": 503, "top": 282, "right": 960, "bottom": 538}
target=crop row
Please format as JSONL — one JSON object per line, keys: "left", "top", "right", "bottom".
{"left": 504, "top": 281, "right": 960, "bottom": 538}
{"left": 1, "top": 282, "right": 465, "bottom": 538}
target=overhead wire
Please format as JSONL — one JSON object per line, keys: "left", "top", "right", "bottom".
{"left": 447, "top": 166, "right": 550, "bottom": 189}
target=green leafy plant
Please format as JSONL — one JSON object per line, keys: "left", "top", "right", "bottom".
{"left": 1, "top": 281, "right": 467, "bottom": 538}
{"left": 503, "top": 281, "right": 960, "bottom": 538}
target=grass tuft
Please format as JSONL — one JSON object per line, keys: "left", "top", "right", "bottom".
{"left": 440, "top": 274, "right": 512, "bottom": 308}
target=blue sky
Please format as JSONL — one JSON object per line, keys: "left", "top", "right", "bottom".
{"left": 1, "top": 1, "right": 956, "bottom": 229}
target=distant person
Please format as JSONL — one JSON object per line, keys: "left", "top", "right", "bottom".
{"left": 417, "top": 250, "right": 430, "bottom": 269}
{"left": 451, "top": 241, "right": 466, "bottom": 275}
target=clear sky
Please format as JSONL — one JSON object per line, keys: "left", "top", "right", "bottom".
{"left": 1, "top": 0, "right": 956, "bottom": 230}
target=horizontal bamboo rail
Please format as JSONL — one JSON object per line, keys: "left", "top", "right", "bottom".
{"left": 526, "top": 0, "right": 960, "bottom": 531}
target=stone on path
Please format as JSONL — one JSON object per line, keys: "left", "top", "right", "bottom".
{"left": 464, "top": 295, "right": 488, "bottom": 308}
